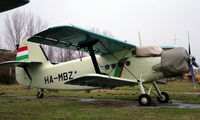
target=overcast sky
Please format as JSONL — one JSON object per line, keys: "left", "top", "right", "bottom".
{"left": 1, "top": 0, "right": 200, "bottom": 62}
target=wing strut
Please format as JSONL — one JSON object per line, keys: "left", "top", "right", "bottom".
{"left": 78, "top": 34, "right": 101, "bottom": 74}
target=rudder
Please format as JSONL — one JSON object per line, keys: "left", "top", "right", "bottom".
{"left": 16, "top": 40, "right": 47, "bottom": 63}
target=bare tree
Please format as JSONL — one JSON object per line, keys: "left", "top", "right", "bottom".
{"left": 3, "top": 10, "right": 80, "bottom": 63}
{"left": 90, "top": 27, "right": 100, "bottom": 34}
{"left": 41, "top": 45, "right": 54, "bottom": 62}
{"left": 1, "top": 10, "right": 48, "bottom": 84}
{"left": 102, "top": 30, "right": 114, "bottom": 38}
{"left": 25, "top": 13, "right": 48, "bottom": 37}
{"left": 4, "top": 10, "right": 26, "bottom": 50}
{"left": 51, "top": 46, "right": 89, "bottom": 63}
{"left": 4, "top": 10, "right": 48, "bottom": 50}
{"left": 55, "top": 48, "right": 76, "bottom": 62}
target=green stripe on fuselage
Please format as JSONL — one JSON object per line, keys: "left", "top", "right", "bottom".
{"left": 114, "top": 58, "right": 127, "bottom": 77}
{"left": 16, "top": 55, "right": 29, "bottom": 61}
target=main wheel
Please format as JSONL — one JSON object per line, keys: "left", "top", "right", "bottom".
{"left": 37, "top": 92, "right": 44, "bottom": 98}
{"left": 157, "top": 92, "right": 169, "bottom": 103}
{"left": 138, "top": 94, "right": 152, "bottom": 106}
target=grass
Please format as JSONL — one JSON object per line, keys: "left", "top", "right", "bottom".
{"left": 1, "top": 82, "right": 200, "bottom": 120}
{"left": 1, "top": 98, "right": 200, "bottom": 120}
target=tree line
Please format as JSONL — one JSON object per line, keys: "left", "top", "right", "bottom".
{"left": 2, "top": 10, "right": 83, "bottom": 62}
{"left": 0, "top": 9, "right": 113, "bottom": 84}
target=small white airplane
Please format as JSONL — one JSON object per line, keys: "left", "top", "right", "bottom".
{"left": 0, "top": 25, "right": 198, "bottom": 106}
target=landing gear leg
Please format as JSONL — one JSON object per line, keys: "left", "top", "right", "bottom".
{"left": 138, "top": 81, "right": 152, "bottom": 106}
{"left": 153, "top": 81, "right": 169, "bottom": 103}
{"left": 85, "top": 90, "right": 91, "bottom": 93}
{"left": 37, "top": 89, "right": 44, "bottom": 99}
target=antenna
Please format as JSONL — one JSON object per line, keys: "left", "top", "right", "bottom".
{"left": 188, "top": 31, "right": 190, "bottom": 43}
{"left": 138, "top": 31, "right": 142, "bottom": 46}
{"left": 188, "top": 31, "right": 191, "bottom": 55}
{"left": 174, "top": 33, "right": 176, "bottom": 46}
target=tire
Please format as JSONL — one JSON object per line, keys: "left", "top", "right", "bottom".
{"left": 157, "top": 92, "right": 169, "bottom": 103}
{"left": 37, "top": 92, "right": 44, "bottom": 99}
{"left": 138, "top": 94, "right": 152, "bottom": 106}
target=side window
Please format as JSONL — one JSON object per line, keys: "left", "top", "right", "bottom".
{"left": 105, "top": 65, "right": 110, "bottom": 70}
{"left": 132, "top": 50, "right": 136, "bottom": 56}
{"left": 126, "top": 60, "right": 131, "bottom": 66}
{"left": 111, "top": 64, "right": 116, "bottom": 69}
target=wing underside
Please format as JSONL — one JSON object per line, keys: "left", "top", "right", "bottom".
{"left": 28, "top": 25, "right": 136, "bottom": 55}
{"left": 65, "top": 74, "right": 138, "bottom": 88}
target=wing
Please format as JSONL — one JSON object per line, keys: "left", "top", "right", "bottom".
{"left": 65, "top": 74, "right": 138, "bottom": 88}
{"left": 0, "top": 61, "right": 42, "bottom": 67}
{"left": 28, "top": 25, "right": 136, "bottom": 55}
{"left": 0, "top": 0, "right": 29, "bottom": 12}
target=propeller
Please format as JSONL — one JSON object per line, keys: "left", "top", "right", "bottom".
{"left": 188, "top": 32, "right": 199, "bottom": 88}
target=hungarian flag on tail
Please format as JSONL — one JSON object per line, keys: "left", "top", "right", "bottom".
{"left": 16, "top": 46, "right": 29, "bottom": 61}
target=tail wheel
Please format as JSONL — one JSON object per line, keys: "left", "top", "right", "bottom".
{"left": 138, "top": 94, "right": 152, "bottom": 106}
{"left": 37, "top": 92, "right": 44, "bottom": 98}
{"left": 157, "top": 92, "right": 169, "bottom": 103}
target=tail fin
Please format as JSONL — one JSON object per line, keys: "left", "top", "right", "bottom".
{"left": 16, "top": 40, "right": 47, "bottom": 63}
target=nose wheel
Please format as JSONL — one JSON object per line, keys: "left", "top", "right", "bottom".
{"left": 37, "top": 89, "right": 44, "bottom": 98}
{"left": 138, "top": 94, "right": 152, "bottom": 106}
{"left": 137, "top": 81, "right": 170, "bottom": 106}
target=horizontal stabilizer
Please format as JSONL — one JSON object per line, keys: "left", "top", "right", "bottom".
{"left": 65, "top": 74, "right": 138, "bottom": 88}
{"left": 0, "top": 61, "right": 42, "bottom": 67}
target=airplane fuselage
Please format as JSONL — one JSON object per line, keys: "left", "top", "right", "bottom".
{"left": 16, "top": 48, "right": 164, "bottom": 91}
